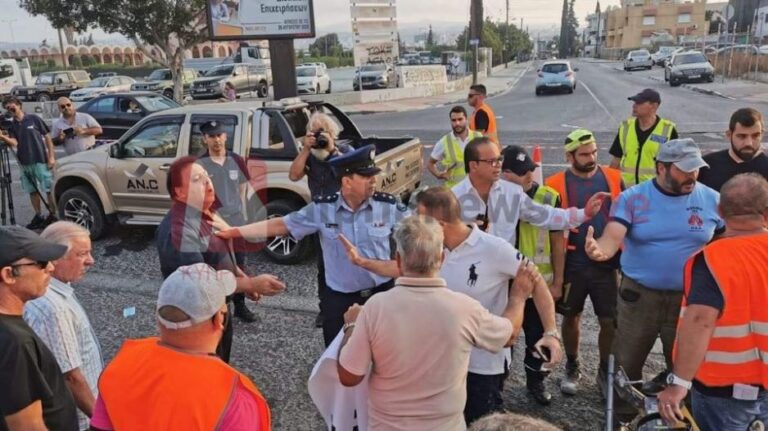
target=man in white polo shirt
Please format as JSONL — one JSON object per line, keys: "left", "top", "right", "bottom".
{"left": 51, "top": 97, "right": 102, "bottom": 156}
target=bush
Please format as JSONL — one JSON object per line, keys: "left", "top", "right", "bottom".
{"left": 47, "top": 59, "right": 56, "bottom": 68}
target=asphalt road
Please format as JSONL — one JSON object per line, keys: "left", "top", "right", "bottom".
{"left": 3, "top": 59, "right": 767, "bottom": 430}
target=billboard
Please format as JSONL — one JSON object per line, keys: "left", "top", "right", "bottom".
{"left": 350, "top": 1, "right": 398, "bottom": 67}
{"left": 207, "top": 0, "right": 316, "bottom": 41}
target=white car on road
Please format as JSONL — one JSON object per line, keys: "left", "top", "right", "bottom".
{"left": 69, "top": 75, "right": 136, "bottom": 101}
{"left": 296, "top": 63, "right": 331, "bottom": 94}
{"left": 624, "top": 49, "right": 653, "bottom": 71}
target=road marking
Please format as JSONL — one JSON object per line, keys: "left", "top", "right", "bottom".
{"left": 561, "top": 123, "right": 581, "bottom": 129}
{"left": 580, "top": 80, "right": 618, "bottom": 124}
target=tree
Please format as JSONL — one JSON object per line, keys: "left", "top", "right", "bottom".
{"left": 559, "top": 0, "right": 579, "bottom": 57}
{"left": 456, "top": 20, "right": 532, "bottom": 66}
{"left": 19, "top": 0, "right": 208, "bottom": 102}
{"left": 426, "top": 25, "right": 434, "bottom": 48}
{"left": 309, "top": 33, "right": 343, "bottom": 58}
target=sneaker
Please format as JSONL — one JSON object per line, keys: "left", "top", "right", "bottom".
{"left": 527, "top": 380, "right": 552, "bottom": 406}
{"left": 560, "top": 361, "right": 581, "bottom": 396}
{"left": 42, "top": 213, "right": 58, "bottom": 228}
{"left": 25, "top": 214, "right": 45, "bottom": 230}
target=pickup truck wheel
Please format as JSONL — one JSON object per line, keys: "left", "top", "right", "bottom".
{"left": 257, "top": 81, "right": 268, "bottom": 98}
{"left": 326, "top": 82, "right": 332, "bottom": 94}
{"left": 263, "top": 199, "right": 314, "bottom": 264}
{"left": 58, "top": 186, "right": 107, "bottom": 240}
{"left": 163, "top": 89, "right": 174, "bottom": 99}
{"left": 36, "top": 93, "right": 51, "bottom": 102}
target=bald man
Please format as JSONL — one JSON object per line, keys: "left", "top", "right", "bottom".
{"left": 51, "top": 97, "right": 102, "bottom": 156}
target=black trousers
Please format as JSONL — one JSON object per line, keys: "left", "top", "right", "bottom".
{"left": 464, "top": 367, "right": 509, "bottom": 426}
{"left": 509, "top": 298, "right": 546, "bottom": 384}
{"left": 320, "top": 280, "right": 394, "bottom": 347}
{"left": 316, "top": 235, "right": 326, "bottom": 307}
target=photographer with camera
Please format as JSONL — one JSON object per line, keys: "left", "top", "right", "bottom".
{"left": 289, "top": 112, "right": 351, "bottom": 328}
{"left": 51, "top": 97, "right": 102, "bottom": 156}
{"left": 0, "top": 96, "right": 56, "bottom": 230}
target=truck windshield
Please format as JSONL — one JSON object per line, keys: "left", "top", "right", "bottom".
{"left": 0, "top": 65, "right": 12, "bottom": 79}
{"left": 36, "top": 73, "right": 54, "bottom": 85}
{"left": 148, "top": 70, "right": 172, "bottom": 81}
{"left": 204, "top": 66, "right": 234, "bottom": 77}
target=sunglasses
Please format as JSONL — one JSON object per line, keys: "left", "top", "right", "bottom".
{"left": 565, "top": 133, "right": 594, "bottom": 145}
{"left": 58, "top": 103, "right": 72, "bottom": 109}
{"left": 10, "top": 261, "right": 49, "bottom": 270}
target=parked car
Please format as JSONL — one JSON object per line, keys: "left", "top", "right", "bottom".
{"left": 12, "top": 70, "right": 91, "bottom": 102}
{"left": 69, "top": 76, "right": 136, "bottom": 102}
{"left": 76, "top": 92, "right": 180, "bottom": 140}
{"left": 130, "top": 68, "right": 198, "bottom": 99}
{"left": 716, "top": 44, "right": 759, "bottom": 56}
{"left": 353, "top": 64, "right": 396, "bottom": 90}
{"left": 651, "top": 46, "right": 680, "bottom": 66}
{"left": 191, "top": 63, "right": 270, "bottom": 99}
{"left": 535, "top": 61, "right": 577, "bottom": 95}
{"left": 624, "top": 49, "right": 653, "bottom": 71}
{"left": 53, "top": 99, "right": 423, "bottom": 264}
{"left": 296, "top": 64, "right": 331, "bottom": 94}
{"left": 664, "top": 51, "right": 715, "bottom": 86}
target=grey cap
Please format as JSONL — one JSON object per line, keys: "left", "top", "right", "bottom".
{"left": 0, "top": 225, "right": 68, "bottom": 268}
{"left": 156, "top": 263, "right": 236, "bottom": 330}
{"left": 656, "top": 138, "right": 709, "bottom": 173}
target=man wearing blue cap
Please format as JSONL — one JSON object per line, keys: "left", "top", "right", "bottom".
{"left": 217, "top": 144, "right": 408, "bottom": 346}
{"left": 196, "top": 120, "right": 257, "bottom": 323}
{"left": 586, "top": 138, "right": 723, "bottom": 423}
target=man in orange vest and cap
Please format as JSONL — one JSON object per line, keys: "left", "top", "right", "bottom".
{"left": 468, "top": 84, "right": 499, "bottom": 148}
{"left": 658, "top": 173, "right": 768, "bottom": 430}
{"left": 90, "top": 263, "right": 271, "bottom": 431}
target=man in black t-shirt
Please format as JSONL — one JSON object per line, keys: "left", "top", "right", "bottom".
{"left": 0, "top": 225, "right": 77, "bottom": 431}
{"left": 698, "top": 108, "right": 768, "bottom": 192}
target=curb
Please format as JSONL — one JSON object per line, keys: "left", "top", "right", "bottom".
{"left": 344, "top": 63, "right": 531, "bottom": 116}
{"left": 646, "top": 74, "right": 735, "bottom": 100}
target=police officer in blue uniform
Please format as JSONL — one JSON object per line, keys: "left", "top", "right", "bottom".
{"left": 216, "top": 145, "right": 408, "bottom": 346}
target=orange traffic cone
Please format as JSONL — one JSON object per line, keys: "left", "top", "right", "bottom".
{"left": 532, "top": 145, "right": 544, "bottom": 185}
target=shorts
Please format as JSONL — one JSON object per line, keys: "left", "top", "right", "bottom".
{"left": 20, "top": 163, "right": 52, "bottom": 194}
{"left": 556, "top": 265, "right": 618, "bottom": 318}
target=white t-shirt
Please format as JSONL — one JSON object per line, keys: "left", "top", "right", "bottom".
{"left": 339, "top": 277, "right": 513, "bottom": 431}
{"left": 51, "top": 112, "right": 100, "bottom": 156}
{"left": 441, "top": 225, "right": 525, "bottom": 375}
{"left": 430, "top": 132, "right": 473, "bottom": 162}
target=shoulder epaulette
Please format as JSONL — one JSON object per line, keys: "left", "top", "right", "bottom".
{"left": 313, "top": 193, "right": 339, "bottom": 204}
{"left": 372, "top": 192, "right": 397, "bottom": 204}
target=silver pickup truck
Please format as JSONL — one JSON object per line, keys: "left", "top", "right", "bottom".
{"left": 52, "top": 98, "right": 423, "bottom": 264}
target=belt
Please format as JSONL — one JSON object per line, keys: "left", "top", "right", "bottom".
{"left": 621, "top": 273, "right": 683, "bottom": 295}
{"left": 329, "top": 279, "right": 394, "bottom": 298}
{"left": 693, "top": 379, "right": 766, "bottom": 398}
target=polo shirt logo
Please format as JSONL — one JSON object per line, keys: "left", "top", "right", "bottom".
{"left": 687, "top": 206, "right": 704, "bottom": 232}
{"left": 467, "top": 262, "right": 480, "bottom": 287}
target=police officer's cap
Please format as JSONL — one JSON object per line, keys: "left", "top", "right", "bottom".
{"left": 328, "top": 144, "right": 382, "bottom": 177}
{"left": 200, "top": 120, "right": 226, "bottom": 136}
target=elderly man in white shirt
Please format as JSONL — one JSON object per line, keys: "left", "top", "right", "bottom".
{"left": 24, "top": 221, "right": 101, "bottom": 431}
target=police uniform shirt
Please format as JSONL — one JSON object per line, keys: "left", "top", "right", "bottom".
{"left": 283, "top": 192, "right": 408, "bottom": 293}
{"left": 440, "top": 224, "right": 526, "bottom": 375}
{"left": 196, "top": 151, "right": 250, "bottom": 221}
{"left": 451, "top": 177, "right": 587, "bottom": 246}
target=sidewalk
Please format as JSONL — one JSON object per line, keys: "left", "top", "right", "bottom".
{"left": 338, "top": 62, "right": 532, "bottom": 115}
{"left": 648, "top": 73, "right": 768, "bottom": 103}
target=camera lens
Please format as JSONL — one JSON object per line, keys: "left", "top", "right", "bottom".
{"left": 314, "top": 130, "right": 329, "bottom": 148}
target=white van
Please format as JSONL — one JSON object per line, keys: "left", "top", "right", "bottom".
{"left": 0, "top": 58, "right": 33, "bottom": 97}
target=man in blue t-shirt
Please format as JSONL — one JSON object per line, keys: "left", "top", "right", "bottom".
{"left": 585, "top": 138, "right": 724, "bottom": 423}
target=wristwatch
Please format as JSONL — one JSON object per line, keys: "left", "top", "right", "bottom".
{"left": 666, "top": 373, "right": 692, "bottom": 390}
{"left": 543, "top": 330, "right": 561, "bottom": 341}
{"left": 343, "top": 322, "right": 356, "bottom": 333}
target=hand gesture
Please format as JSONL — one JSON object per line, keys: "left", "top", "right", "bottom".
{"left": 344, "top": 303, "right": 363, "bottom": 324}
{"left": 58, "top": 130, "right": 66, "bottom": 141}
{"left": 584, "top": 192, "right": 611, "bottom": 218}
{"left": 209, "top": 212, "right": 232, "bottom": 233}
{"left": 339, "top": 234, "right": 365, "bottom": 267}
{"left": 249, "top": 274, "right": 285, "bottom": 297}
{"left": 304, "top": 132, "right": 317, "bottom": 149}
{"left": 534, "top": 335, "right": 563, "bottom": 369}
{"left": 585, "top": 225, "right": 610, "bottom": 261}
{"left": 511, "top": 260, "right": 539, "bottom": 298}
{"left": 73, "top": 126, "right": 84, "bottom": 136}
{"left": 657, "top": 385, "right": 688, "bottom": 426}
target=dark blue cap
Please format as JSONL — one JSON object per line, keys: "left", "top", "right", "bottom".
{"left": 200, "top": 120, "right": 226, "bottom": 136}
{"left": 328, "top": 144, "right": 381, "bottom": 177}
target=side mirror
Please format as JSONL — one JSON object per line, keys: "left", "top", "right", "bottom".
{"left": 109, "top": 142, "right": 122, "bottom": 158}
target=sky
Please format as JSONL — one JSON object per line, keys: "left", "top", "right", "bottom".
{"left": 0, "top": 0, "right": 621, "bottom": 46}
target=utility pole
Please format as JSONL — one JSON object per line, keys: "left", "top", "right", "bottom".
{"left": 270, "top": 39, "right": 298, "bottom": 99}
{"left": 595, "top": 1, "right": 602, "bottom": 59}
{"left": 470, "top": 0, "right": 483, "bottom": 84}
{"left": 504, "top": 0, "right": 509, "bottom": 67}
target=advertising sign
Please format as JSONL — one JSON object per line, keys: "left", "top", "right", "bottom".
{"left": 207, "top": 0, "right": 316, "bottom": 41}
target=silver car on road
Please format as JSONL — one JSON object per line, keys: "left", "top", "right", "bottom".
{"left": 535, "top": 61, "right": 577, "bottom": 95}
{"left": 624, "top": 49, "right": 653, "bottom": 71}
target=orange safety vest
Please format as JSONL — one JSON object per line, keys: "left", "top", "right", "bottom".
{"left": 99, "top": 338, "right": 271, "bottom": 431}
{"left": 679, "top": 233, "right": 768, "bottom": 388}
{"left": 469, "top": 102, "right": 498, "bottom": 145}
{"left": 545, "top": 166, "right": 622, "bottom": 250}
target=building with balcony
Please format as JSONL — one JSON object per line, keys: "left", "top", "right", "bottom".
{"left": 605, "top": 0, "right": 708, "bottom": 50}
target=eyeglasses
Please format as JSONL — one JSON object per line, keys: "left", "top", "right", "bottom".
{"left": 565, "top": 133, "right": 594, "bottom": 145}
{"left": 474, "top": 157, "right": 504, "bottom": 167}
{"left": 58, "top": 103, "right": 72, "bottom": 109}
{"left": 467, "top": 93, "right": 481, "bottom": 98}
{"left": 10, "top": 261, "right": 49, "bottom": 270}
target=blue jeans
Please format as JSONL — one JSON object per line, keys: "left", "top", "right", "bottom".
{"left": 692, "top": 387, "right": 768, "bottom": 431}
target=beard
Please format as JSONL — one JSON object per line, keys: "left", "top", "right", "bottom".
{"left": 573, "top": 160, "right": 597, "bottom": 173}
{"left": 663, "top": 173, "right": 695, "bottom": 194}
{"left": 731, "top": 140, "right": 759, "bottom": 162}
{"left": 452, "top": 125, "right": 466, "bottom": 135}
{"left": 311, "top": 148, "right": 332, "bottom": 161}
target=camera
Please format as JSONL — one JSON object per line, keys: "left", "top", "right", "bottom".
{"left": 0, "top": 114, "right": 12, "bottom": 134}
{"left": 313, "top": 129, "right": 329, "bottom": 149}
{"left": 63, "top": 128, "right": 75, "bottom": 138}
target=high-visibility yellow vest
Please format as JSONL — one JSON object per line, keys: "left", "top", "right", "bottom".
{"left": 518, "top": 185, "right": 560, "bottom": 283}
{"left": 618, "top": 117, "right": 675, "bottom": 187}
{"left": 439, "top": 130, "right": 484, "bottom": 188}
